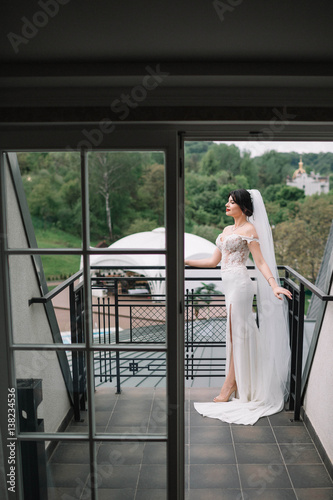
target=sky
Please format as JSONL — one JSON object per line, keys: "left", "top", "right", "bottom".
{"left": 215, "top": 141, "right": 333, "bottom": 157}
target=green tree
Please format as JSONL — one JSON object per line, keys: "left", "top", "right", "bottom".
{"left": 200, "top": 143, "right": 241, "bottom": 177}
{"left": 137, "top": 163, "right": 164, "bottom": 225}
{"left": 88, "top": 152, "right": 144, "bottom": 241}
{"left": 273, "top": 194, "right": 333, "bottom": 281}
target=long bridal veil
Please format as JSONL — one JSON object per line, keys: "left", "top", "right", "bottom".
{"left": 248, "top": 189, "right": 290, "bottom": 407}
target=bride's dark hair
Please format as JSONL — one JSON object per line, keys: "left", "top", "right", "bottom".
{"left": 229, "top": 189, "right": 253, "bottom": 217}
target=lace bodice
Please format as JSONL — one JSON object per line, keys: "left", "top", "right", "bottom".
{"left": 215, "top": 233, "right": 259, "bottom": 272}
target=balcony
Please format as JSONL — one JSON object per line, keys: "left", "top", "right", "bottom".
{"left": 22, "top": 266, "right": 333, "bottom": 499}
{"left": 45, "top": 386, "right": 332, "bottom": 500}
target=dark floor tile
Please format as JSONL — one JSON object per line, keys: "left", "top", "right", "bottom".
{"left": 242, "top": 489, "right": 297, "bottom": 500}
{"left": 47, "top": 463, "right": 90, "bottom": 488}
{"left": 97, "top": 488, "right": 136, "bottom": 500}
{"left": 295, "top": 488, "right": 333, "bottom": 500}
{"left": 190, "top": 443, "right": 235, "bottom": 464}
{"left": 273, "top": 426, "right": 312, "bottom": 444}
{"left": 143, "top": 443, "right": 166, "bottom": 464}
{"left": 287, "top": 464, "right": 333, "bottom": 488}
{"left": 109, "top": 410, "right": 151, "bottom": 427}
{"left": 97, "top": 442, "right": 145, "bottom": 465}
{"left": 114, "top": 399, "right": 153, "bottom": 412}
{"left": 189, "top": 388, "right": 221, "bottom": 402}
{"left": 280, "top": 443, "right": 322, "bottom": 464}
{"left": 231, "top": 416, "right": 270, "bottom": 427}
{"left": 49, "top": 442, "right": 90, "bottom": 464}
{"left": 190, "top": 464, "right": 239, "bottom": 489}
{"left": 68, "top": 415, "right": 89, "bottom": 426}
{"left": 104, "top": 425, "right": 148, "bottom": 435}
{"left": 147, "top": 423, "right": 167, "bottom": 434}
{"left": 48, "top": 487, "right": 82, "bottom": 500}
{"left": 137, "top": 464, "right": 166, "bottom": 489}
{"left": 117, "top": 388, "right": 155, "bottom": 400}
{"left": 95, "top": 387, "right": 119, "bottom": 401}
{"left": 95, "top": 410, "right": 113, "bottom": 426}
{"left": 96, "top": 464, "right": 140, "bottom": 489}
{"left": 269, "top": 410, "right": 303, "bottom": 426}
{"left": 190, "top": 425, "right": 232, "bottom": 445}
{"left": 232, "top": 425, "right": 275, "bottom": 444}
{"left": 150, "top": 404, "right": 167, "bottom": 427}
{"left": 190, "top": 410, "right": 229, "bottom": 426}
{"left": 186, "top": 489, "right": 242, "bottom": 500}
{"left": 151, "top": 397, "right": 167, "bottom": 411}
{"left": 136, "top": 489, "right": 166, "bottom": 500}
{"left": 238, "top": 463, "right": 292, "bottom": 489}
{"left": 235, "top": 443, "right": 283, "bottom": 464}
{"left": 64, "top": 424, "right": 89, "bottom": 433}
{"left": 94, "top": 393, "right": 118, "bottom": 411}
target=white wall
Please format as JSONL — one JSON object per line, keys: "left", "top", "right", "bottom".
{"left": 304, "top": 278, "right": 333, "bottom": 463}
{"left": 6, "top": 162, "right": 72, "bottom": 433}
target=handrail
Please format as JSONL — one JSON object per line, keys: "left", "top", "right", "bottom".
{"left": 29, "top": 270, "right": 83, "bottom": 305}
{"left": 29, "top": 265, "right": 333, "bottom": 305}
{"left": 283, "top": 265, "right": 333, "bottom": 300}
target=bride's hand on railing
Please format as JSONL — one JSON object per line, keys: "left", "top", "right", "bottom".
{"left": 272, "top": 286, "right": 292, "bottom": 301}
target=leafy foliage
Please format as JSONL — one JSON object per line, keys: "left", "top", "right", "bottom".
{"left": 16, "top": 142, "right": 333, "bottom": 282}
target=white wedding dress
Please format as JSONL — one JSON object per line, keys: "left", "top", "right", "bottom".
{"left": 194, "top": 232, "right": 290, "bottom": 425}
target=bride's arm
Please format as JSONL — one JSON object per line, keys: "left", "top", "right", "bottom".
{"left": 249, "top": 242, "right": 292, "bottom": 300}
{"left": 185, "top": 247, "right": 222, "bottom": 268}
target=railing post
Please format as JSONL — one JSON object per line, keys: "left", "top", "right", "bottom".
{"left": 288, "top": 275, "right": 297, "bottom": 412}
{"left": 191, "top": 288, "right": 194, "bottom": 380}
{"left": 294, "top": 283, "right": 305, "bottom": 421}
{"left": 114, "top": 278, "right": 121, "bottom": 394}
{"left": 185, "top": 289, "right": 188, "bottom": 380}
{"left": 69, "top": 282, "right": 80, "bottom": 421}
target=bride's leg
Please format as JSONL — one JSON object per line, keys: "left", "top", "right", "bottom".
{"left": 214, "top": 305, "right": 237, "bottom": 402}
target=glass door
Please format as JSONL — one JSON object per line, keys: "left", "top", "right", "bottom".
{"left": 0, "top": 128, "right": 185, "bottom": 500}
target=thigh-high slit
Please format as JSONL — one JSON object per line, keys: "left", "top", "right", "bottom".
{"left": 194, "top": 269, "right": 285, "bottom": 425}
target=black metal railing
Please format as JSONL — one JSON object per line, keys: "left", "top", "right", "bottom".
{"left": 29, "top": 265, "right": 333, "bottom": 421}
{"left": 282, "top": 265, "right": 333, "bottom": 420}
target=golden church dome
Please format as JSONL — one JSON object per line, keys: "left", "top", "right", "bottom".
{"left": 292, "top": 156, "right": 306, "bottom": 179}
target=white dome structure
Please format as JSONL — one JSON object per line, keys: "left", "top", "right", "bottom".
{"left": 85, "top": 227, "right": 224, "bottom": 297}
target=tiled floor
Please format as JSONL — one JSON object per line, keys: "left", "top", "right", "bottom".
{"left": 47, "top": 386, "right": 333, "bottom": 500}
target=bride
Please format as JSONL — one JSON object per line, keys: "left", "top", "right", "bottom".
{"left": 185, "top": 189, "right": 292, "bottom": 425}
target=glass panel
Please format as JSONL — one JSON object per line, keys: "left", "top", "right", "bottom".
{"left": 9, "top": 254, "right": 85, "bottom": 344}
{"left": 6, "top": 151, "right": 82, "bottom": 248}
{"left": 184, "top": 139, "right": 333, "bottom": 390}
{"left": 96, "top": 441, "right": 166, "bottom": 498}
{"left": 92, "top": 270, "right": 166, "bottom": 345}
{"left": 17, "top": 439, "right": 91, "bottom": 500}
{"left": 15, "top": 350, "right": 88, "bottom": 434}
{"left": 88, "top": 150, "right": 165, "bottom": 246}
{"left": 94, "top": 378, "right": 167, "bottom": 436}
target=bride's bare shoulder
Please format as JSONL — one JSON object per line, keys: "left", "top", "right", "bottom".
{"left": 244, "top": 222, "right": 259, "bottom": 239}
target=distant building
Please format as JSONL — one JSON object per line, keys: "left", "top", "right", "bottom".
{"left": 286, "top": 156, "right": 329, "bottom": 195}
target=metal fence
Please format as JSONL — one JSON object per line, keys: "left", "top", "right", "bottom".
{"left": 29, "top": 264, "right": 333, "bottom": 421}
{"left": 90, "top": 274, "right": 233, "bottom": 388}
